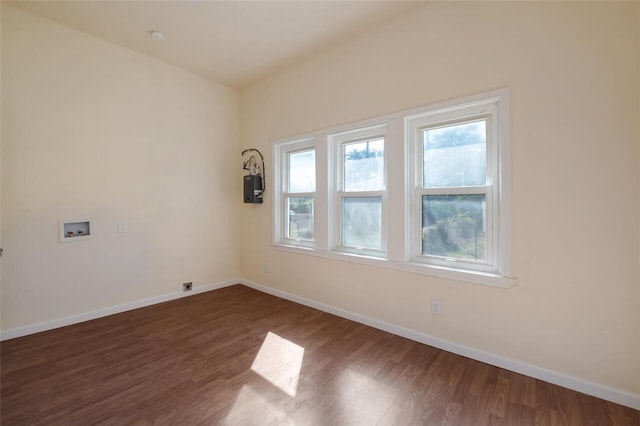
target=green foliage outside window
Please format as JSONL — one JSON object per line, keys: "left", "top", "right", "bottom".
{"left": 422, "top": 194, "right": 486, "bottom": 261}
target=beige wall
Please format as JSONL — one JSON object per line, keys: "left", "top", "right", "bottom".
{"left": 1, "top": 5, "right": 241, "bottom": 329}
{"left": 241, "top": 2, "right": 640, "bottom": 394}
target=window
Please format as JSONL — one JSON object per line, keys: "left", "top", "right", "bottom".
{"left": 273, "top": 89, "right": 512, "bottom": 287}
{"left": 331, "top": 126, "right": 386, "bottom": 256}
{"left": 276, "top": 141, "right": 316, "bottom": 247}
{"left": 407, "top": 93, "right": 508, "bottom": 277}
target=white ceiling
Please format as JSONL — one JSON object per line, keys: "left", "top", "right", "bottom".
{"left": 8, "top": 1, "right": 420, "bottom": 89}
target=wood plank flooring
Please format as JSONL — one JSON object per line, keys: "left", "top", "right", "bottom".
{"left": 1, "top": 284, "right": 638, "bottom": 425}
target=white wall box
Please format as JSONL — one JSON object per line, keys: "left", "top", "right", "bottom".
{"left": 59, "top": 219, "right": 92, "bottom": 242}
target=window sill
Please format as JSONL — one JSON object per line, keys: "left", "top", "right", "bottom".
{"left": 272, "top": 244, "right": 516, "bottom": 288}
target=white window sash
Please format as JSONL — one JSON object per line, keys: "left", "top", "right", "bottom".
{"left": 331, "top": 125, "right": 387, "bottom": 256}
{"left": 406, "top": 92, "right": 504, "bottom": 275}
{"left": 274, "top": 139, "right": 316, "bottom": 247}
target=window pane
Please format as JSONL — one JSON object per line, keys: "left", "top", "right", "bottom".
{"left": 423, "top": 120, "right": 486, "bottom": 188}
{"left": 422, "top": 194, "right": 486, "bottom": 261}
{"left": 344, "top": 138, "right": 384, "bottom": 191}
{"left": 342, "top": 197, "right": 382, "bottom": 250}
{"left": 289, "top": 150, "right": 315, "bottom": 193}
{"left": 287, "top": 197, "right": 314, "bottom": 241}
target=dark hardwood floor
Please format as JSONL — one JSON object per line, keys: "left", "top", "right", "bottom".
{"left": 1, "top": 284, "right": 638, "bottom": 425}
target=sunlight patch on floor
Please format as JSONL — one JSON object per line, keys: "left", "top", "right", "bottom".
{"left": 250, "top": 331, "right": 305, "bottom": 397}
{"left": 223, "top": 384, "right": 288, "bottom": 425}
{"left": 318, "top": 368, "right": 395, "bottom": 424}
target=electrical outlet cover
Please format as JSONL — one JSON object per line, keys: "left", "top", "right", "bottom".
{"left": 431, "top": 300, "right": 443, "bottom": 316}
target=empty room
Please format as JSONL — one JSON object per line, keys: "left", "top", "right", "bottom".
{"left": 1, "top": 1, "right": 639, "bottom": 424}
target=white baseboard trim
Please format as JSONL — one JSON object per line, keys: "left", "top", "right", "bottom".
{"left": 238, "top": 278, "right": 640, "bottom": 411}
{"left": 0, "top": 279, "right": 239, "bottom": 341}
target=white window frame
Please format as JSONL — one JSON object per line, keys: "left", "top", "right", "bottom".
{"left": 272, "top": 89, "right": 514, "bottom": 288}
{"left": 274, "top": 139, "right": 316, "bottom": 248}
{"left": 330, "top": 125, "right": 387, "bottom": 257}
{"left": 406, "top": 90, "right": 511, "bottom": 280}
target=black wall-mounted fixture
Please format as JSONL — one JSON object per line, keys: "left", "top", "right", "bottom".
{"left": 241, "top": 148, "right": 265, "bottom": 203}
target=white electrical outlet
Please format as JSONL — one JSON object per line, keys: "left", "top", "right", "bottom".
{"left": 431, "top": 300, "right": 443, "bottom": 316}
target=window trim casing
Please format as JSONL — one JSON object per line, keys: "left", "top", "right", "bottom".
{"left": 272, "top": 89, "right": 514, "bottom": 288}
